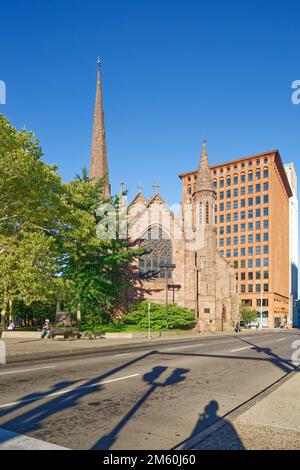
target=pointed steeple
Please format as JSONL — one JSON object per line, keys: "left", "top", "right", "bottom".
{"left": 90, "top": 58, "right": 110, "bottom": 196}
{"left": 195, "top": 139, "right": 215, "bottom": 193}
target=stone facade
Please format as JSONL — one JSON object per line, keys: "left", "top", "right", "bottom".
{"left": 126, "top": 141, "right": 239, "bottom": 332}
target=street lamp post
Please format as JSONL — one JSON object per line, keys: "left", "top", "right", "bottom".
{"left": 159, "top": 263, "right": 176, "bottom": 329}
{"left": 260, "top": 290, "right": 263, "bottom": 331}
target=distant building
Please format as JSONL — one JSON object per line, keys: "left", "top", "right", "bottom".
{"left": 284, "top": 163, "right": 299, "bottom": 327}
{"left": 180, "top": 152, "right": 292, "bottom": 328}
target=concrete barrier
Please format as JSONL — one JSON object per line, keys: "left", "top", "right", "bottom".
{"left": 2, "top": 331, "right": 41, "bottom": 339}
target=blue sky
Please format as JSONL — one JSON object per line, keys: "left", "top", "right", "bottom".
{"left": 0, "top": 0, "right": 299, "bottom": 206}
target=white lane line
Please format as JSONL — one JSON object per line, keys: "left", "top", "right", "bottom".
{"left": 0, "top": 427, "right": 68, "bottom": 450}
{"left": 0, "top": 366, "right": 55, "bottom": 376}
{"left": 114, "top": 353, "right": 131, "bottom": 357}
{"left": 166, "top": 344, "right": 204, "bottom": 351}
{"left": 230, "top": 346, "right": 254, "bottom": 353}
{"left": 0, "top": 373, "right": 141, "bottom": 410}
{"left": 276, "top": 338, "right": 287, "bottom": 342}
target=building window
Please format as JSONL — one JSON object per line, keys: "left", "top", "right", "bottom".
{"left": 263, "top": 258, "right": 269, "bottom": 267}
{"left": 226, "top": 214, "right": 231, "bottom": 222}
{"left": 220, "top": 203, "right": 224, "bottom": 211}
{"left": 256, "top": 284, "right": 261, "bottom": 293}
{"left": 264, "top": 284, "right": 269, "bottom": 292}
{"left": 263, "top": 182, "right": 269, "bottom": 191}
{"left": 256, "top": 209, "right": 261, "bottom": 218}
{"left": 256, "top": 246, "right": 261, "bottom": 255}
{"left": 263, "top": 271, "right": 269, "bottom": 279}
{"left": 256, "top": 271, "right": 261, "bottom": 279}
{"left": 263, "top": 220, "right": 269, "bottom": 229}
{"left": 220, "top": 178, "right": 224, "bottom": 188}
{"left": 220, "top": 226, "right": 224, "bottom": 235}
{"left": 241, "top": 211, "right": 246, "bottom": 220}
{"left": 241, "top": 272, "right": 246, "bottom": 280}
{"left": 234, "top": 212, "right": 238, "bottom": 221}
{"left": 233, "top": 261, "right": 238, "bottom": 269}
{"left": 248, "top": 272, "right": 253, "bottom": 280}
{"left": 139, "top": 226, "right": 173, "bottom": 279}
{"left": 234, "top": 224, "right": 238, "bottom": 233}
{"left": 227, "top": 237, "right": 231, "bottom": 246}
{"left": 206, "top": 201, "right": 209, "bottom": 224}
{"left": 226, "top": 190, "right": 231, "bottom": 198}
{"left": 248, "top": 285, "right": 253, "bottom": 293}
{"left": 213, "top": 180, "right": 217, "bottom": 188}
{"left": 234, "top": 236, "right": 238, "bottom": 244}
{"left": 256, "top": 196, "right": 261, "bottom": 205}
{"left": 227, "top": 249, "right": 231, "bottom": 257}
{"left": 248, "top": 198, "right": 253, "bottom": 206}
{"left": 241, "top": 173, "right": 246, "bottom": 183}
{"left": 241, "top": 223, "right": 246, "bottom": 232}
{"left": 256, "top": 171, "right": 261, "bottom": 180}
{"left": 248, "top": 234, "right": 253, "bottom": 243}
{"left": 226, "top": 225, "right": 231, "bottom": 234}
{"left": 226, "top": 201, "right": 231, "bottom": 210}
{"left": 248, "top": 171, "right": 253, "bottom": 182}
{"left": 256, "top": 221, "right": 261, "bottom": 230}
{"left": 241, "top": 187, "right": 246, "bottom": 195}
{"left": 234, "top": 200, "right": 238, "bottom": 209}
{"left": 220, "top": 215, "right": 224, "bottom": 223}
{"left": 241, "top": 199, "right": 245, "bottom": 208}
{"left": 256, "top": 184, "right": 261, "bottom": 192}
{"left": 263, "top": 195, "right": 269, "bottom": 204}
{"left": 241, "top": 235, "right": 246, "bottom": 244}
{"left": 248, "top": 259, "right": 253, "bottom": 268}
{"left": 233, "top": 249, "right": 238, "bottom": 257}
{"left": 263, "top": 168, "right": 269, "bottom": 178}
{"left": 248, "top": 222, "right": 253, "bottom": 231}
{"left": 220, "top": 191, "right": 224, "bottom": 200}
{"left": 256, "top": 259, "right": 261, "bottom": 268}
{"left": 234, "top": 175, "right": 238, "bottom": 185}
{"left": 234, "top": 188, "right": 238, "bottom": 197}
{"left": 219, "top": 239, "right": 224, "bottom": 247}
{"left": 257, "top": 299, "right": 268, "bottom": 307}
{"left": 241, "top": 260, "right": 246, "bottom": 268}
{"left": 263, "top": 245, "right": 269, "bottom": 254}
{"left": 204, "top": 308, "right": 210, "bottom": 314}
{"left": 248, "top": 210, "right": 253, "bottom": 218}
{"left": 263, "top": 207, "right": 269, "bottom": 216}
{"left": 241, "top": 285, "right": 246, "bottom": 293}
{"left": 241, "top": 247, "right": 246, "bottom": 256}
{"left": 226, "top": 177, "right": 231, "bottom": 186}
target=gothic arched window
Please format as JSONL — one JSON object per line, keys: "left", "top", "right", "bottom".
{"left": 139, "top": 226, "right": 173, "bottom": 279}
{"left": 206, "top": 201, "right": 209, "bottom": 224}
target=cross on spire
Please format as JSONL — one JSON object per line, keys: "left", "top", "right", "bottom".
{"left": 152, "top": 182, "right": 159, "bottom": 194}
{"left": 97, "top": 57, "right": 101, "bottom": 68}
{"left": 137, "top": 184, "right": 143, "bottom": 193}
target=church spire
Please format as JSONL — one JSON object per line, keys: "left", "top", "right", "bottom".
{"left": 90, "top": 58, "right": 110, "bottom": 196}
{"left": 195, "top": 139, "right": 215, "bottom": 193}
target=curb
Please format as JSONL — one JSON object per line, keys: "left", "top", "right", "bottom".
{"left": 4, "top": 330, "right": 276, "bottom": 365}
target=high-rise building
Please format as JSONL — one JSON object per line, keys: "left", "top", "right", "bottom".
{"left": 180, "top": 150, "right": 292, "bottom": 328}
{"left": 284, "top": 162, "right": 299, "bottom": 327}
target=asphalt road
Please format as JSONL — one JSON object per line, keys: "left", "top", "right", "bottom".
{"left": 0, "top": 329, "right": 299, "bottom": 450}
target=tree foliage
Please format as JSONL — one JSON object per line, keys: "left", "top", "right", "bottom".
{"left": 123, "top": 301, "right": 196, "bottom": 330}
{"left": 239, "top": 304, "right": 258, "bottom": 326}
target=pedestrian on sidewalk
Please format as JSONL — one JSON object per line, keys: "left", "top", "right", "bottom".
{"left": 41, "top": 319, "right": 52, "bottom": 339}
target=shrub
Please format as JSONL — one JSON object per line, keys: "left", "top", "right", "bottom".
{"left": 123, "top": 301, "right": 196, "bottom": 331}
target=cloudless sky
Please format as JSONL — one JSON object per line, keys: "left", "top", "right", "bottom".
{"left": 1, "top": 0, "right": 299, "bottom": 205}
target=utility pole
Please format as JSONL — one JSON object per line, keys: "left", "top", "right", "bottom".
{"left": 148, "top": 302, "right": 151, "bottom": 341}
{"left": 260, "top": 290, "right": 263, "bottom": 330}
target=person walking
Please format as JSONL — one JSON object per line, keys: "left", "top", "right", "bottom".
{"left": 41, "top": 319, "right": 52, "bottom": 339}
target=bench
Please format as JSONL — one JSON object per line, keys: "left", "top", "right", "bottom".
{"left": 50, "top": 328, "right": 82, "bottom": 340}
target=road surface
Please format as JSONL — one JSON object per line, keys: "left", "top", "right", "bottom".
{"left": 0, "top": 329, "right": 299, "bottom": 449}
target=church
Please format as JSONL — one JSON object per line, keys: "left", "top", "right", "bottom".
{"left": 90, "top": 61, "right": 238, "bottom": 332}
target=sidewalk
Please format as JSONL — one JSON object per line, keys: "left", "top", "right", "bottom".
{"left": 193, "top": 370, "right": 300, "bottom": 450}
{"left": 2, "top": 328, "right": 266, "bottom": 363}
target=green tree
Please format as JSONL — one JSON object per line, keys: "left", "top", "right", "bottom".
{"left": 123, "top": 301, "right": 196, "bottom": 331}
{"left": 0, "top": 115, "right": 67, "bottom": 325}
{"left": 239, "top": 304, "right": 257, "bottom": 327}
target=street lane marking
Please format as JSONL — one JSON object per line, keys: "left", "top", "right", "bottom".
{"left": 276, "top": 338, "right": 287, "bottom": 342}
{"left": 0, "top": 366, "right": 55, "bottom": 376}
{"left": 114, "top": 353, "right": 131, "bottom": 357}
{"left": 0, "top": 373, "right": 141, "bottom": 410}
{"left": 166, "top": 344, "right": 204, "bottom": 351}
{"left": 230, "top": 346, "right": 254, "bottom": 353}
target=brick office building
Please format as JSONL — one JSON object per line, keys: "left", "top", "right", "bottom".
{"left": 179, "top": 151, "right": 292, "bottom": 328}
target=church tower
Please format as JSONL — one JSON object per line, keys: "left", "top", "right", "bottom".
{"left": 90, "top": 58, "right": 110, "bottom": 196}
{"left": 193, "top": 139, "right": 217, "bottom": 251}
